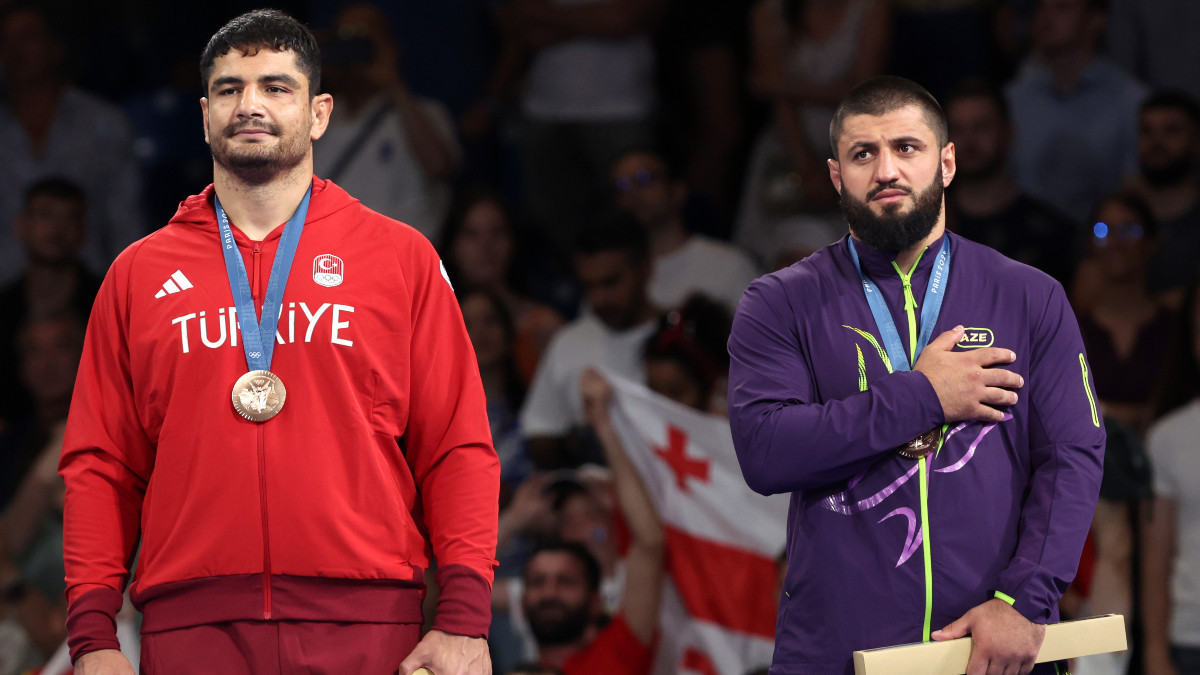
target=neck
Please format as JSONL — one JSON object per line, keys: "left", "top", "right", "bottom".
{"left": 23, "top": 263, "right": 78, "bottom": 313}
{"left": 1103, "top": 272, "right": 1148, "bottom": 306}
{"left": 213, "top": 162, "right": 313, "bottom": 240}
{"left": 1139, "top": 176, "right": 1200, "bottom": 221}
{"left": 1043, "top": 48, "right": 1094, "bottom": 93}
{"left": 11, "top": 78, "right": 63, "bottom": 105}
{"left": 36, "top": 398, "right": 71, "bottom": 431}
{"left": 950, "top": 172, "right": 1019, "bottom": 217}
{"left": 649, "top": 218, "right": 689, "bottom": 258}
{"left": 478, "top": 365, "right": 506, "bottom": 403}
{"left": 538, "top": 628, "right": 599, "bottom": 668}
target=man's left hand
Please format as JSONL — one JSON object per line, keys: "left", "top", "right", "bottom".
{"left": 399, "top": 630, "right": 491, "bottom": 675}
{"left": 931, "top": 598, "right": 1045, "bottom": 675}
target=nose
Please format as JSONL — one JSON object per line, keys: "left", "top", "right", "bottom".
{"left": 874, "top": 148, "right": 900, "bottom": 184}
{"left": 236, "top": 87, "right": 266, "bottom": 119}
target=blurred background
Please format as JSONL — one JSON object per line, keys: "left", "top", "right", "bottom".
{"left": 0, "top": 0, "right": 1197, "bottom": 673}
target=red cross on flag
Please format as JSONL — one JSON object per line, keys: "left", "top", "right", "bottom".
{"left": 602, "top": 370, "right": 789, "bottom": 675}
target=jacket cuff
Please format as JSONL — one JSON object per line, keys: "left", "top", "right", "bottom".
{"left": 432, "top": 564, "right": 492, "bottom": 638}
{"left": 66, "top": 586, "right": 124, "bottom": 663}
{"left": 894, "top": 369, "right": 948, "bottom": 426}
{"left": 995, "top": 558, "right": 1058, "bottom": 624}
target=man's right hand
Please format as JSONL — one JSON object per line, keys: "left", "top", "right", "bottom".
{"left": 914, "top": 326, "right": 1023, "bottom": 423}
{"left": 75, "top": 649, "right": 134, "bottom": 675}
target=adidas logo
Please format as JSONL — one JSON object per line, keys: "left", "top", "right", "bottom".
{"left": 155, "top": 270, "right": 194, "bottom": 299}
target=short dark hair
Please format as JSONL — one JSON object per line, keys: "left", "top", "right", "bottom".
{"left": 573, "top": 210, "right": 649, "bottom": 264}
{"left": 23, "top": 176, "right": 85, "bottom": 210}
{"left": 829, "top": 76, "right": 948, "bottom": 159}
{"left": 945, "top": 77, "right": 1011, "bottom": 123}
{"left": 644, "top": 293, "right": 732, "bottom": 404}
{"left": 0, "top": 1, "right": 68, "bottom": 45}
{"left": 200, "top": 9, "right": 321, "bottom": 96}
{"left": 1093, "top": 191, "right": 1158, "bottom": 239}
{"left": 1141, "top": 89, "right": 1200, "bottom": 130}
{"left": 525, "top": 540, "right": 602, "bottom": 594}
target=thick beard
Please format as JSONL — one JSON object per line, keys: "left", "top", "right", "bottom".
{"left": 211, "top": 121, "right": 308, "bottom": 185}
{"left": 1141, "top": 155, "right": 1195, "bottom": 188}
{"left": 525, "top": 600, "right": 591, "bottom": 646}
{"left": 841, "top": 175, "right": 944, "bottom": 254}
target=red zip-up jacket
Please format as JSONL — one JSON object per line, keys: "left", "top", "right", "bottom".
{"left": 59, "top": 178, "right": 499, "bottom": 662}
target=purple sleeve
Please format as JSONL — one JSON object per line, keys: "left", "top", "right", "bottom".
{"left": 995, "top": 283, "right": 1105, "bottom": 623}
{"left": 727, "top": 276, "right": 946, "bottom": 495}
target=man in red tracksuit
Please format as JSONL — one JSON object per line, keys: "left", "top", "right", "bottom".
{"left": 59, "top": 9, "right": 498, "bottom": 675}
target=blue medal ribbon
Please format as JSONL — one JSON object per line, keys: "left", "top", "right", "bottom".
{"left": 214, "top": 184, "right": 312, "bottom": 372}
{"left": 846, "top": 236, "right": 951, "bottom": 372}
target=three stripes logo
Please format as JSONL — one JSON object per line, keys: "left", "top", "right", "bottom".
{"left": 155, "top": 270, "right": 194, "bottom": 299}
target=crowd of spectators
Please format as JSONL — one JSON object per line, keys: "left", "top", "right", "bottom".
{"left": 2, "top": 0, "right": 1200, "bottom": 673}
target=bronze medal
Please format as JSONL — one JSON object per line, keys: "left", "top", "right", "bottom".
{"left": 231, "top": 370, "right": 286, "bottom": 422}
{"left": 896, "top": 427, "right": 941, "bottom": 459}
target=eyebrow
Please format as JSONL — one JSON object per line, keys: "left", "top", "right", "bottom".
{"left": 210, "top": 73, "right": 302, "bottom": 91}
{"left": 847, "top": 136, "right": 927, "bottom": 153}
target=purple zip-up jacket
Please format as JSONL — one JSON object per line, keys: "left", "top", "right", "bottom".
{"left": 728, "top": 231, "right": 1104, "bottom": 674}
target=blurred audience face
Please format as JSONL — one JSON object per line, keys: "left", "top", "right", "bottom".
{"left": 574, "top": 250, "right": 649, "bottom": 330}
{"left": 17, "top": 192, "right": 85, "bottom": 265}
{"left": 612, "top": 152, "right": 684, "bottom": 231}
{"left": 322, "top": 4, "right": 396, "bottom": 97}
{"left": 557, "top": 491, "right": 611, "bottom": 556}
{"left": 1089, "top": 199, "right": 1153, "bottom": 281}
{"left": 461, "top": 291, "right": 509, "bottom": 370}
{"left": 1139, "top": 106, "right": 1200, "bottom": 188}
{"left": 947, "top": 95, "right": 1010, "bottom": 181}
{"left": 522, "top": 551, "right": 596, "bottom": 646}
{"left": 19, "top": 316, "right": 84, "bottom": 406}
{"left": 646, "top": 359, "right": 705, "bottom": 411}
{"left": 830, "top": 105, "right": 953, "bottom": 254}
{"left": 1032, "top": 0, "right": 1105, "bottom": 58}
{"left": 451, "top": 199, "right": 514, "bottom": 288}
{"left": 0, "top": 8, "right": 64, "bottom": 87}
{"left": 202, "top": 48, "right": 319, "bottom": 183}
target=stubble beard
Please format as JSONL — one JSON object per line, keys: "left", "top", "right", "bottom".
{"left": 1141, "top": 153, "right": 1195, "bottom": 189}
{"left": 211, "top": 120, "right": 309, "bottom": 185}
{"left": 841, "top": 174, "right": 945, "bottom": 254}
{"left": 525, "top": 599, "right": 591, "bottom": 646}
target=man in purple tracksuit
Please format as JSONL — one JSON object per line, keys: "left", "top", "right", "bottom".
{"left": 728, "top": 76, "right": 1105, "bottom": 675}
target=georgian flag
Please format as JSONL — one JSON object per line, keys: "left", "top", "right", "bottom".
{"left": 603, "top": 370, "right": 789, "bottom": 675}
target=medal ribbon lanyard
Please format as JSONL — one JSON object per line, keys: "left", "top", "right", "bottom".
{"left": 214, "top": 184, "right": 312, "bottom": 372}
{"left": 846, "top": 237, "right": 951, "bottom": 372}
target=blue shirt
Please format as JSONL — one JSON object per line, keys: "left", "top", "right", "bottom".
{"left": 1006, "top": 57, "right": 1147, "bottom": 222}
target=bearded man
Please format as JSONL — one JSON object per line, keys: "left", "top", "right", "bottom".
{"left": 727, "top": 76, "right": 1105, "bottom": 675}
{"left": 59, "top": 10, "right": 498, "bottom": 675}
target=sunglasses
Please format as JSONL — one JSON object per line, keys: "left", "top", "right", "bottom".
{"left": 614, "top": 168, "right": 659, "bottom": 193}
{"left": 1093, "top": 221, "right": 1144, "bottom": 242}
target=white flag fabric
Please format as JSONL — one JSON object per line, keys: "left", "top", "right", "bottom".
{"left": 603, "top": 370, "right": 789, "bottom": 675}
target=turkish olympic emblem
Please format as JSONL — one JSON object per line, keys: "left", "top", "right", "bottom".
{"left": 313, "top": 254, "right": 344, "bottom": 287}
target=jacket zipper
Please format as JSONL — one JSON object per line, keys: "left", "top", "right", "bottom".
{"left": 892, "top": 253, "right": 935, "bottom": 641}
{"left": 251, "top": 241, "right": 273, "bottom": 619}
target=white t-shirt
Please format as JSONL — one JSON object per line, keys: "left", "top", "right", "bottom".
{"left": 648, "top": 236, "right": 760, "bottom": 315}
{"left": 1146, "top": 400, "right": 1200, "bottom": 647}
{"left": 314, "top": 94, "right": 459, "bottom": 241}
{"left": 520, "top": 312, "right": 657, "bottom": 437}
{"left": 520, "top": 0, "right": 654, "bottom": 120}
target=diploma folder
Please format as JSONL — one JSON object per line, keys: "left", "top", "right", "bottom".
{"left": 852, "top": 614, "right": 1126, "bottom": 675}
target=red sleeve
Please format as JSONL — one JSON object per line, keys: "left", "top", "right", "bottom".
{"left": 562, "top": 614, "right": 657, "bottom": 675}
{"left": 59, "top": 248, "right": 154, "bottom": 659}
{"left": 400, "top": 237, "right": 500, "bottom": 638}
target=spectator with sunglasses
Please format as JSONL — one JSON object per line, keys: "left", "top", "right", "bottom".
{"left": 611, "top": 149, "right": 759, "bottom": 316}
{"left": 1071, "top": 192, "right": 1175, "bottom": 435}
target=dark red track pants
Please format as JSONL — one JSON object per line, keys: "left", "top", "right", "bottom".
{"left": 139, "top": 621, "right": 421, "bottom": 674}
